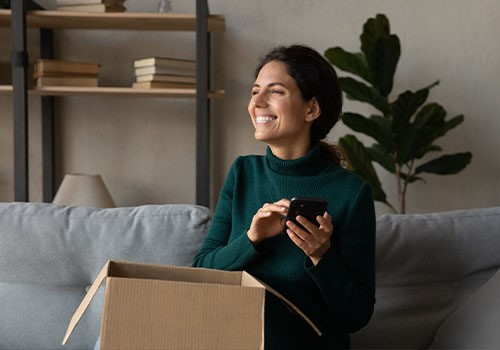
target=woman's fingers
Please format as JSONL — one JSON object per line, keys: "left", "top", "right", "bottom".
{"left": 316, "top": 213, "right": 334, "bottom": 234}
{"left": 259, "top": 200, "right": 289, "bottom": 216}
{"left": 286, "top": 213, "right": 334, "bottom": 262}
{"left": 248, "top": 199, "right": 292, "bottom": 244}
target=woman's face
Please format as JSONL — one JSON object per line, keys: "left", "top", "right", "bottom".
{"left": 248, "top": 61, "right": 318, "bottom": 157}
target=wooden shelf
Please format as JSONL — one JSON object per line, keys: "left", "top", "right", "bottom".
{"left": 0, "top": 84, "right": 12, "bottom": 92}
{"left": 33, "top": 86, "right": 225, "bottom": 98}
{"left": 0, "top": 9, "right": 225, "bottom": 31}
{"left": 0, "top": 85, "right": 225, "bottom": 98}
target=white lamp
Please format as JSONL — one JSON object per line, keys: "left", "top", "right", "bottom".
{"left": 52, "top": 173, "right": 116, "bottom": 208}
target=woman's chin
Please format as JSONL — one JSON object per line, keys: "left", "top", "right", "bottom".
{"left": 254, "top": 132, "right": 269, "bottom": 142}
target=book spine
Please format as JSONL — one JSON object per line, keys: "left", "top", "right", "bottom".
{"left": 133, "top": 58, "right": 196, "bottom": 70}
{"left": 34, "top": 60, "right": 100, "bottom": 76}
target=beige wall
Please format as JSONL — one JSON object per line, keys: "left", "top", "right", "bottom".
{"left": 1, "top": 0, "right": 499, "bottom": 214}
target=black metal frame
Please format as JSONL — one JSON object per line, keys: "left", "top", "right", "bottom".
{"left": 40, "top": 28, "right": 55, "bottom": 202}
{"left": 11, "top": 0, "right": 30, "bottom": 201}
{"left": 10, "top": 0, "right": 213, "bottom": 206}
{"left": 196, "top": 0, "right": 211, "bottom": 207}
{"left": 11, "top": 0, "right": 52, "bottom": 202}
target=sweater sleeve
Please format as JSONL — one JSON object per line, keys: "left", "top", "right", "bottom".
{"left": 192, "top": 158, "right": 261, "bottom": 270}
{"left": 305, "top": 183, "right": 376, "bottom": 333}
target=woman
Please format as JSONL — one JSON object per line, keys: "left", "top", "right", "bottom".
{"left": 192, "top": 45, "right": 375, "bottom": 349}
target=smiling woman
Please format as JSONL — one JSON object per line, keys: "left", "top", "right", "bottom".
{"left": 249, "top": 60, "right": 317, "bottom": 159}
{"left": 252, "top": 45, "right": 345, "bottom": 165}
{"left": 193, "top": 45, "right": 376, "bottom": 350}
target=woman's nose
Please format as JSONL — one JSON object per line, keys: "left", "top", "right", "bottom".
{"left": 252, "top": 92, "right": 267, "bottom": 107}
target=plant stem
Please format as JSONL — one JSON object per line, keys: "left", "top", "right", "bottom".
{"left": 400, "top": 185, "right": 406, "bottom": 214}
{"left": 396, "top": 164, "right": 403, "bottom": 214}
{"left": 400, "top": 160, "right": 415, "bottom": 215}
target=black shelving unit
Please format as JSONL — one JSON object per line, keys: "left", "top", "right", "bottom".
{"left": 7, "top": 0, "right": 224, "bottom": 207}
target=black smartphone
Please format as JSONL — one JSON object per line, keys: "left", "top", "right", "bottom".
{"left": 282, "top": 197, "right": 328, "bottom": 235}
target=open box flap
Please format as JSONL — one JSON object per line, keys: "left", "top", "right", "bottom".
{"left": 241, "top": 272, "right": 322, "bottom": 336}
{"left": 62, "top": 261, "right": 110, "bottom": 345}
{"left": 109, "top": 260, "right": 243, "bottom": 286}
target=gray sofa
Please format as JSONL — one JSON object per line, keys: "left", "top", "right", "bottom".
{"left": 0, "top": 202, "right": 499, "bottom": 349}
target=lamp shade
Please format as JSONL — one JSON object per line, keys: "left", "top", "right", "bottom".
{"left": 52, "top": 173, "right": 116, "bottom": 208}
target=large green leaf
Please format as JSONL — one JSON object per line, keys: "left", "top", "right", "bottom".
{"left": 391, "top": 83, "right": 438, "bottom": 131}
{"left": 405, "top": 104, "right": 448, "bottom": 160}
{"left": 414, "top": 144, "right": 443, "bottom": 159}
{"left": 324, "top": 47, "right": 372, "bottom": 84}
{"left": 415, "top": 153, "right": 472, "bottom": 175}
{"left": 342, "top": 112, "right": 393, "bottom": 149}
{"left": 339, "top": 77, "right": 389, "bottom": 114}
{"left": 393, "top": 103, "right": 451, "bottom": 162}
{"left": 370, "top": 34, "right": 400, "bottom": 96}
{"left": 397, "top": 126, "right": 444, "bottom": 164}
{"left": 339, "top": 135, "right": 389, "bottom": 205}
{"left": 414, "top": 110, "right": 464, "bottom": 153}
{"left": 360, "top": 14, "right": 390, "bottom": 63}
{"left": 367, "top": 144, "right": 396, "bottom": 173}
{"left": 394, "top": 126, "right": 418, "bottom": 164}
{"left": 359, "top": 14, "right": 400, "bottom": 96}
{"left": 442, "top": 114, "right": 464, "bottom": 136}
{"left": 414, "top": 103, "right": 446, "bottom": 129}
{"left": 367, "top": 115, "right": 394, "bottom": 151}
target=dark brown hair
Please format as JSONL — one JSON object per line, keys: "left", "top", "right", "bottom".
{"left": 255, "top": 45, "right": 345, "bottom": 166}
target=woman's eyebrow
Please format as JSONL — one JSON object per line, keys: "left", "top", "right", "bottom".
{"left": 252, "top": 82, "right": 287, "bottom": 88}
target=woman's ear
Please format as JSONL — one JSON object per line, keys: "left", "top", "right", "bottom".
{"left": 305, "top": 97, "right": 321, "bottom": 122}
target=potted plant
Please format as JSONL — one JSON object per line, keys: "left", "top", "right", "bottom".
{"left": 325, "top": 14, "right": 472, "bottom": 214}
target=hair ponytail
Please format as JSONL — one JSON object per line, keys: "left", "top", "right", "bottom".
{"left": 319, "top": 141, "right": 346, "bottom": 167}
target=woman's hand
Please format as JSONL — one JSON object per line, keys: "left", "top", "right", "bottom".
{"left": 247, "top": 199, "right": 290, "bottom": 245}
{"left": 286, "top": 212, "right": 334, "bottom": 265}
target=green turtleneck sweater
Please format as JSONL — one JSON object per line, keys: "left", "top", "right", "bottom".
{"left": 192, "top": 144, "right": 375, "bottom": 349}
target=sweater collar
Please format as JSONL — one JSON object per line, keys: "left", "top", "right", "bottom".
{"left": 266, "top": 143, "right": 326, "bottom": 176}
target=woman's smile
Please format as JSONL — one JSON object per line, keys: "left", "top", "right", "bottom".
{"left": 255, "top": 115, "right": 277, "bottom": 124}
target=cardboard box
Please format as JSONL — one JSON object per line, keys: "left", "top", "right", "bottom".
{"left": 63, "top": 260, "right": 320, "bottom": 349}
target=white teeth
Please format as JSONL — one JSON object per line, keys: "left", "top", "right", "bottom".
{"left": 256, "top": 116, "right": 276, "bottom": 124}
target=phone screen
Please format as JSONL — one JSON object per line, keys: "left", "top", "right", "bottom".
{"left": 282, "top": 197, "right": 327, "bottom": 235}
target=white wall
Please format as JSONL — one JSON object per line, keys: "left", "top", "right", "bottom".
{"left": 210, "top": 0, "right": 500, "bottom": 214}
{"left": 0, "top": 0, "right": 498, "bottom": 214}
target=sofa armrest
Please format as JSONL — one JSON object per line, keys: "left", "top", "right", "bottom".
{"left": 429, "top": 268, "right": 500, "bottom": 349}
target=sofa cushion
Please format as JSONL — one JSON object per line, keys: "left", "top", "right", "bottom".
{"left": 351, "top": 207, "right": 500, "bottom": 349}
{"left": 0, "top": 203, "right": 211, "bottom": 285}
{"left": 0, "top": 202, "right": 211, "bottom": 350}
{"left": 429, "top": 267, "right": 500, "bottom": 349}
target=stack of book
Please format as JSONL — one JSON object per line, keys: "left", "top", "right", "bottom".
{"left": 132, "top": 57, "right": 196, "bottom": 89}
{"left": 56, "top": 0, "right": 126, "bottom": 13}
{"left": 33, "top": 59, "right": 100, "bottom": 88}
